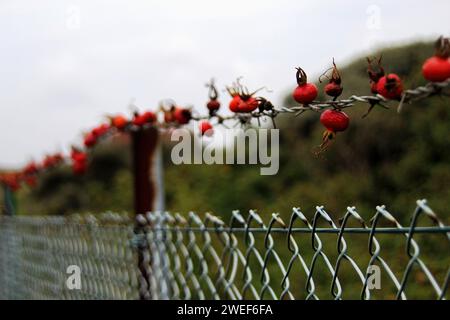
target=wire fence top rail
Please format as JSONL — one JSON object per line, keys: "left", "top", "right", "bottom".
{"left": 146, "top": 226, "right": 450, "bottom": 234}
{"left": 0, "top": 198, "right": 449, "bottom": 300}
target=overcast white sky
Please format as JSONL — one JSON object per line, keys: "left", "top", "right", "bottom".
{"left": 0, "top": 0, "right": 449, "bottom": 168}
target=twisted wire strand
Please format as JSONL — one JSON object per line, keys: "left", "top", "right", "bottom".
{"left": 283, "top": 208, "right": 316, "bottom": 299}
{"left": 200, "top": 213, "right": 239, "bottom": 300}
{"left": 212, "top": 213, "right": 247, "bottom": 300}
{"left": 280, "top": 209, "right": 314, "bottom": 300}
{"left": 161, "top": 212, "right": 190, "bottom": 299}
{"left": 231, "top": 210, "right": 261, "bottom": 300}
{"left": 260, "top": 213, "right": 293, "bottom": 300}
{"left": 303, "top": 206, "right": 342, "bottom": 300}
{"left": 246, "top": 210, "right": 278, "bottom": 300}
{"left": 187, "top": 212, "right": 220, "bottom": 299}
{"left": 173, "top": 213, "right": 203, "bottom": 299}
{"left": 331, "top": 207, "right": 371, "bottom": 300}
{"left": 152, "top": 212, "right": 179, "bottom": 299}
{"left": 240, "top": 211, "right": 274, "bottom": 299}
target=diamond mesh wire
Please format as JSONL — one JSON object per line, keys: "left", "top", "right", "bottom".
{"left": 0, "top": 213, "right": 138, "bottom": 300}
{"left": 0, "top": 199, "right": 449, "bottom": 300}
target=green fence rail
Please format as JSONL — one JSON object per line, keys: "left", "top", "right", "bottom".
{"left": 0, "top": 199, "right": 448, "bottom": 300}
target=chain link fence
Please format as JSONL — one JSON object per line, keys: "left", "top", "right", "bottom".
{"left": 0, "top": 199, "right": 449, "bottom": 300}
{"left": 0, "top": 213, "right": 138, "bottom": 299}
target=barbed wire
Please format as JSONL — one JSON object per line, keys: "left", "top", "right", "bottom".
{"left": 1, "top": 66, "right": 449, "bottom": 191}
{"left": 190, "top": 78, "right": 450, "bottom": 122}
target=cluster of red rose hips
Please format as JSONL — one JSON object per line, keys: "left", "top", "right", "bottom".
{"left": 1, "top": 36, "right": 449, "bottom": 191}
{"left": 0, "top": 153, "right": 64, "bottom": 191}
{"left": 0, "top": 172, "right": 22, "bottom": 191}
{"left": 291, "top": 61, "right": 349, "bottom": 154}
{"left": 289, "top": 36, "right": 450, "bottom": 155}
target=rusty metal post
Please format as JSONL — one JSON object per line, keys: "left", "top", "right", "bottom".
{"left": 132, "top": 127, "right": 160, "bottom": 215}
{"left": 131, "top": 126, "right": 161, "bottom": 300}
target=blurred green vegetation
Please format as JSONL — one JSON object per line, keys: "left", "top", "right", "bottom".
{"left": 1, "top": 40, "right": 449, "bottom": 299}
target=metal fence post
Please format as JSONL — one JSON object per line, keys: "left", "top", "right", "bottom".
{"left": 131, "top": 127, "right": 160, "bottom": 215}
{"left": 153, "top": 141, "right": 165, "bottom": 212}
{"left": 131, "top": 127, "right": 160, "bottom": 300}
{"left": 2, "top": 185, "right": 16, "bottom": 216}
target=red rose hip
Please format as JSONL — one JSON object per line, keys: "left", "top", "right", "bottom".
{"left": 112, "top": 115, "right": 128, "bottom": 130}
{"left": 316, "top": 109, "right": 350, "bottom": 155}
{"left": 229, "top": 95, "right": 242, "bottom": 112}
{"left": 376, "top": 74, "right": 404, "bottom": 100}
{"left": 292, "top": 67, "right": 318, "bottom": 104}
{"left": 422, "top": 36, "right": 450, "bottom": 82}
{"left": 321, "top": 59, "right": 343, "bottom": 99}
{"left": 84, "top": 133, "right": 97, "bottom": 148}
{"left": 239, "top": 97, "right": 259, "bottom": 113}
{"left": 199, "top": 121, "right": 213, "bottom": 136}
{"left": 320, "top": 109, "right": 349, "bottom": 132}
{"left": 173, "top": 107, "right": 192, "bottom": 124}
{"left": 207, "top": 100, "right": 220, "bottom": 112}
